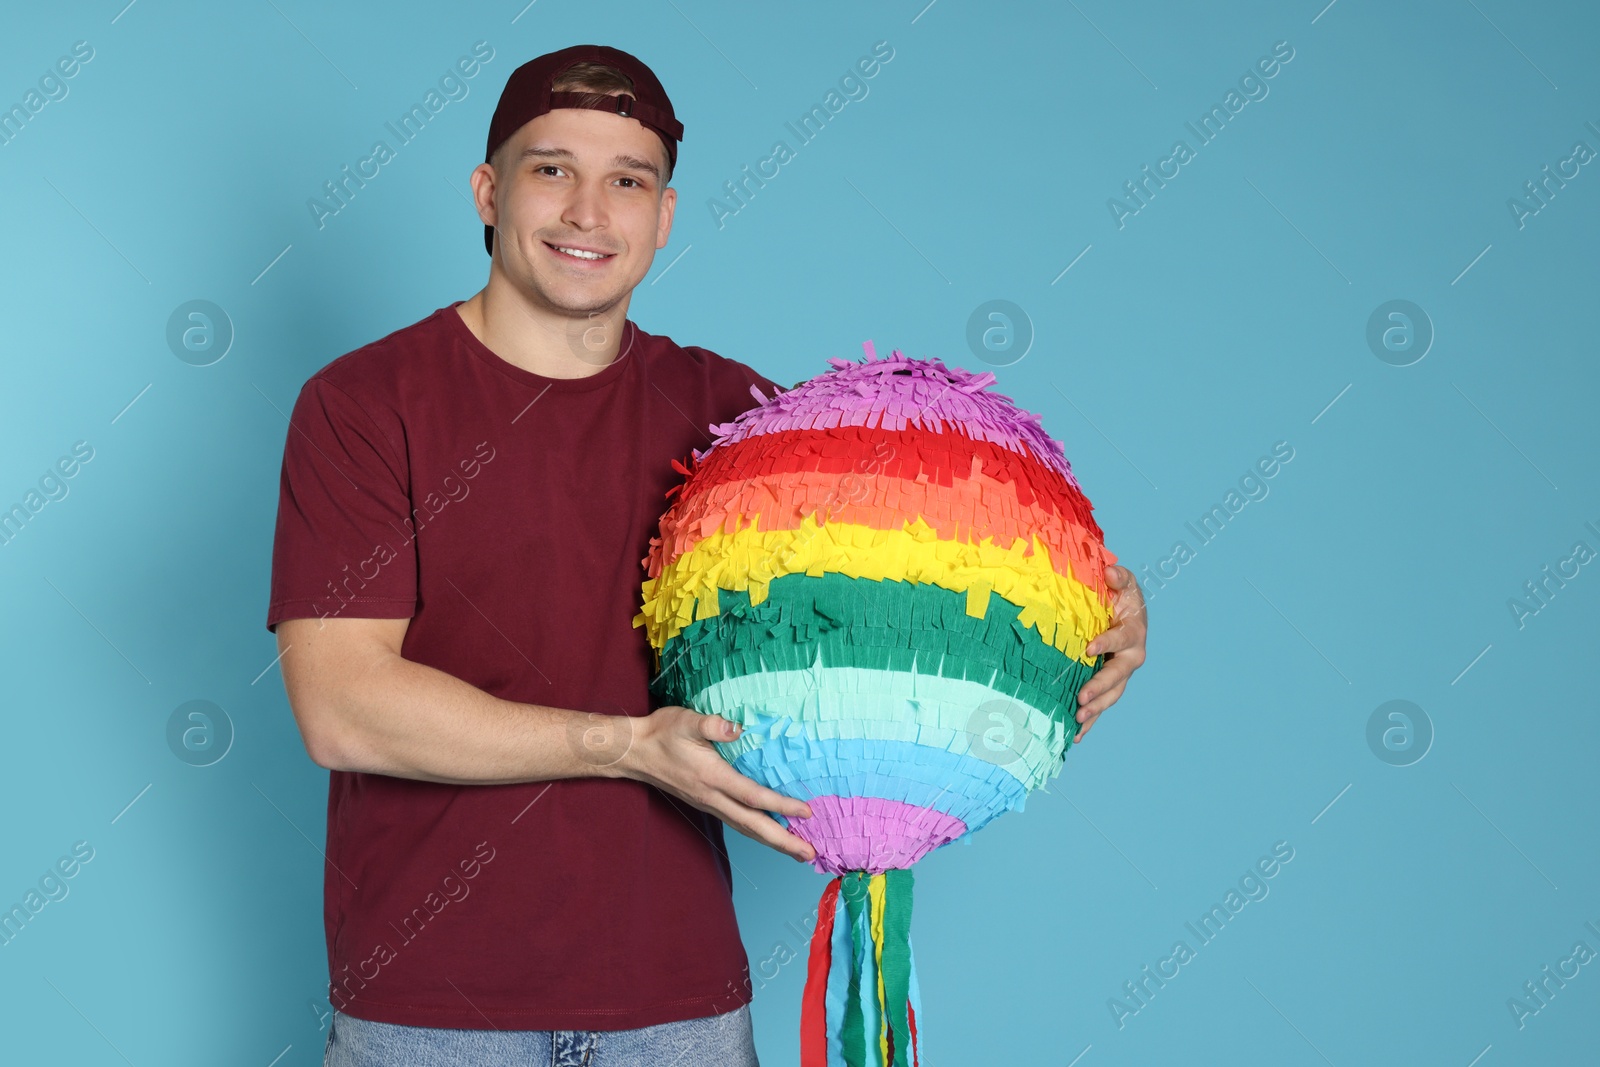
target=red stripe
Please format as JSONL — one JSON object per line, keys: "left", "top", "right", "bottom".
{"left": 800, "top": 877, "right": 843, "bottom": 1067}
{"left": 687, "top": 425, "right": 1097, "bottom": 530}
{"left": 644, "top": 424, "right": 1114, "bottom": 596}
{"left": 908, "top": 1001, "right": 919, "bottom": 1067}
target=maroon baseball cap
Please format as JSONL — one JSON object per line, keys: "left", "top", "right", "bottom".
{"left": 481, "top": 44, "right": 684, "bottom": 255}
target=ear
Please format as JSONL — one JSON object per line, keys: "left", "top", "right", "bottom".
{"left": 470, "top": 161, "right": 498, "bottom": 229}
{"left": 656, "top": 185, "right": 677, "bottom": 249}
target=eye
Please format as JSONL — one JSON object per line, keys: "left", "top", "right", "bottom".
{"left": 617, "top": 177, "right": 642, "bottom": 188}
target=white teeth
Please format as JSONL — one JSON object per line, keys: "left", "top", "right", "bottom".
{"left": 555, "top": 245, "right": 608, "bottom": 260}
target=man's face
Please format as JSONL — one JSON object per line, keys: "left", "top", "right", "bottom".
{"left": 481, "top": 103, "right": 676, "bottom": 316}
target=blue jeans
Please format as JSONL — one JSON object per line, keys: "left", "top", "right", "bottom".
{"left": 323, "top": 1003, "right": 759, "bottom": 1067}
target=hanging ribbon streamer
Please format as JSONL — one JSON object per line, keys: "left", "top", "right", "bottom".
{"left": 801, "top": 870, "right": 921, "bottom": 1067}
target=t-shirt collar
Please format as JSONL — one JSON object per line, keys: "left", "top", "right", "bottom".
{"left": 445, "top": 300, "right": 637, "bottom": 392}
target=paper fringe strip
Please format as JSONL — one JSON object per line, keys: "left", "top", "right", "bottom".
{"left": 643, "top": 423, "right": 1114, "bottom": 601}
{"left": 651, "top": 572, "right": 1098, "bottom": 734}
{"left": 703, "top": 341, "right": 1080, "bottom": 490}
{"left": 635, "top": 513, "right": 1112, "bottom": 661}
{"left": 647, "top": 572, "right": 1099, "bottom": 873}
{"left": 803, "top": 870, "right": 921, "bottom": 1067}
{"left": 732, "top": 736, "right": 1029, "bottom": 875}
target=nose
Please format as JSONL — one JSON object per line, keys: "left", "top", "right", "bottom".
{"left": 560, "top": 174, "right": 609, "bottom": 235}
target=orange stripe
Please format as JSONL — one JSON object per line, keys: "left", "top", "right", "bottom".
{"left": 651, "top": 464, "right": 1116, "bottom": 598}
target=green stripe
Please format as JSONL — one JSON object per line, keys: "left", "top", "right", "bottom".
{"left": 651, "top": 571, "right": 1097, "bottom": 729}
{"left": 841, "top": 872, "right": 869, "bottom": 1067}
{"left": 880, "top": 869, "right": 915, "bottom": 1067}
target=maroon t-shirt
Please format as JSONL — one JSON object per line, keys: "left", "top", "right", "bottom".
{"left": 265, "top": 301, "right": 782, "bottom": 1030}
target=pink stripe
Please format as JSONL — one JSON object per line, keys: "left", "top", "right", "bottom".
{"left": 790, "top": 795, "right": 969, "bottom": 876}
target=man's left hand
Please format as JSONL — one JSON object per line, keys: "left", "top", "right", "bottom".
{"left": 1073, "top": 563, "right": 1148, "bottom": 742}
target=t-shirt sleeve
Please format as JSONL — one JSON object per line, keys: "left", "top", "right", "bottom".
{"left": 266, "top": 375, "right": 418, "bottom": 633}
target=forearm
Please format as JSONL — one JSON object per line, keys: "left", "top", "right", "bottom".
{"left": 276, "top": 615, "right": 819, "bottom": 860}
{"left": 299, "top": 647, "right": 632, "bottom": 785}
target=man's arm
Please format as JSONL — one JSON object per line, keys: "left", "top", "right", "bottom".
{"left": 276, "top": 615, "right": 817, "bottom": 861}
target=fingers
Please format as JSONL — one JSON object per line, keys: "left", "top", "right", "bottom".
{"left": 1078, "top": 654, "right": 1135, "bottom": 707}
{"left": 1077, "top": 675, "right": 1128, "bottom": 723}
{"left": 1102, "top": 564, "right": 1136, "bottom": 606}
{"left": 699, "top": 713, "right": 744, "bottom": 743}
{"left": 1102, "top": 564, "right": 1149, "bottom": 621}
{"left": 1074, "top": 640, "right": 1134, "bottom": 742}
{"left": 1087, "top": 567, "right": 1147, "bottom": 659}
{"left": 1068, "top": 675, "right": 1120, "bottom": 742}
{"left": 1106, "top": 563, "right": 1145, "bottom": 598}
{"left": 691, "top": 716, "right": 812, "bottom": 820}
{"left": 670, "top": 711, "right": 817, "bottom": 861}
{"left": 1086, "top": 624, "right": 1141, "bottom": 658}
{"left": 655, "top": 766, "right": 817, "bottom": 862}
{"left": 1079, "top": 564, "right": 1147, "bottom": 742}
{"left": 706, "top": 759, "right": 813, "bottom": 821}
{"left": 694, "top": 766, "right": 815, "bottom": 861}
{"left": 714, "top": 793, "right": 817, "bottom": 863}
{"left": 658, "top": 776, "right": 815, "bottom": 862}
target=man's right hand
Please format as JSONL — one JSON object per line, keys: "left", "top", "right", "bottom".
{"left": 610, "top": 705, "right": 817, "bottom": 863}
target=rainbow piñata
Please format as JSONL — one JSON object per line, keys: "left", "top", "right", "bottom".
{"left": 634, "top": 340, "right": 1118, "bottom": 1067}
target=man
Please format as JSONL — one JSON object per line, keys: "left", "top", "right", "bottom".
{"left": 267, "top": 43, "right": 1147, "bottom": 1067}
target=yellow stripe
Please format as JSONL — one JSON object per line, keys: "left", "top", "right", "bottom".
{"left": 636, "top": 512, "right": 1111, "bottom": 664}
{"left": 870, "top": 873, "right": 889, "bottom": 1066}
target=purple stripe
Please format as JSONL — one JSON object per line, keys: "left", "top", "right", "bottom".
{"left": 703, "top": 342, "right": 1080, "bottom": 489}
{"left": 791, "top": 794, "right": 969, "bottom": 876}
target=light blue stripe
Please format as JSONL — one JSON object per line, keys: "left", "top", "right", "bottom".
{"left": 856, "top": 887, "right": 883, "bottom": 1067}
{"left": 731, "top": 734, "right": 1031, "bottom": 841}
{"left": 907, "top": 935, "right": 923, "bottom": 1061}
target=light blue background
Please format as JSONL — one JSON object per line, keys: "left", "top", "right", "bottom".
{"left": 1, "top": 1, "right": 1596, "bottom": 1064}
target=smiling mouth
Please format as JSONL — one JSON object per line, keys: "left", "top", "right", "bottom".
{"left": 545, "top": 242, "right": 617, "bottom": 262}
